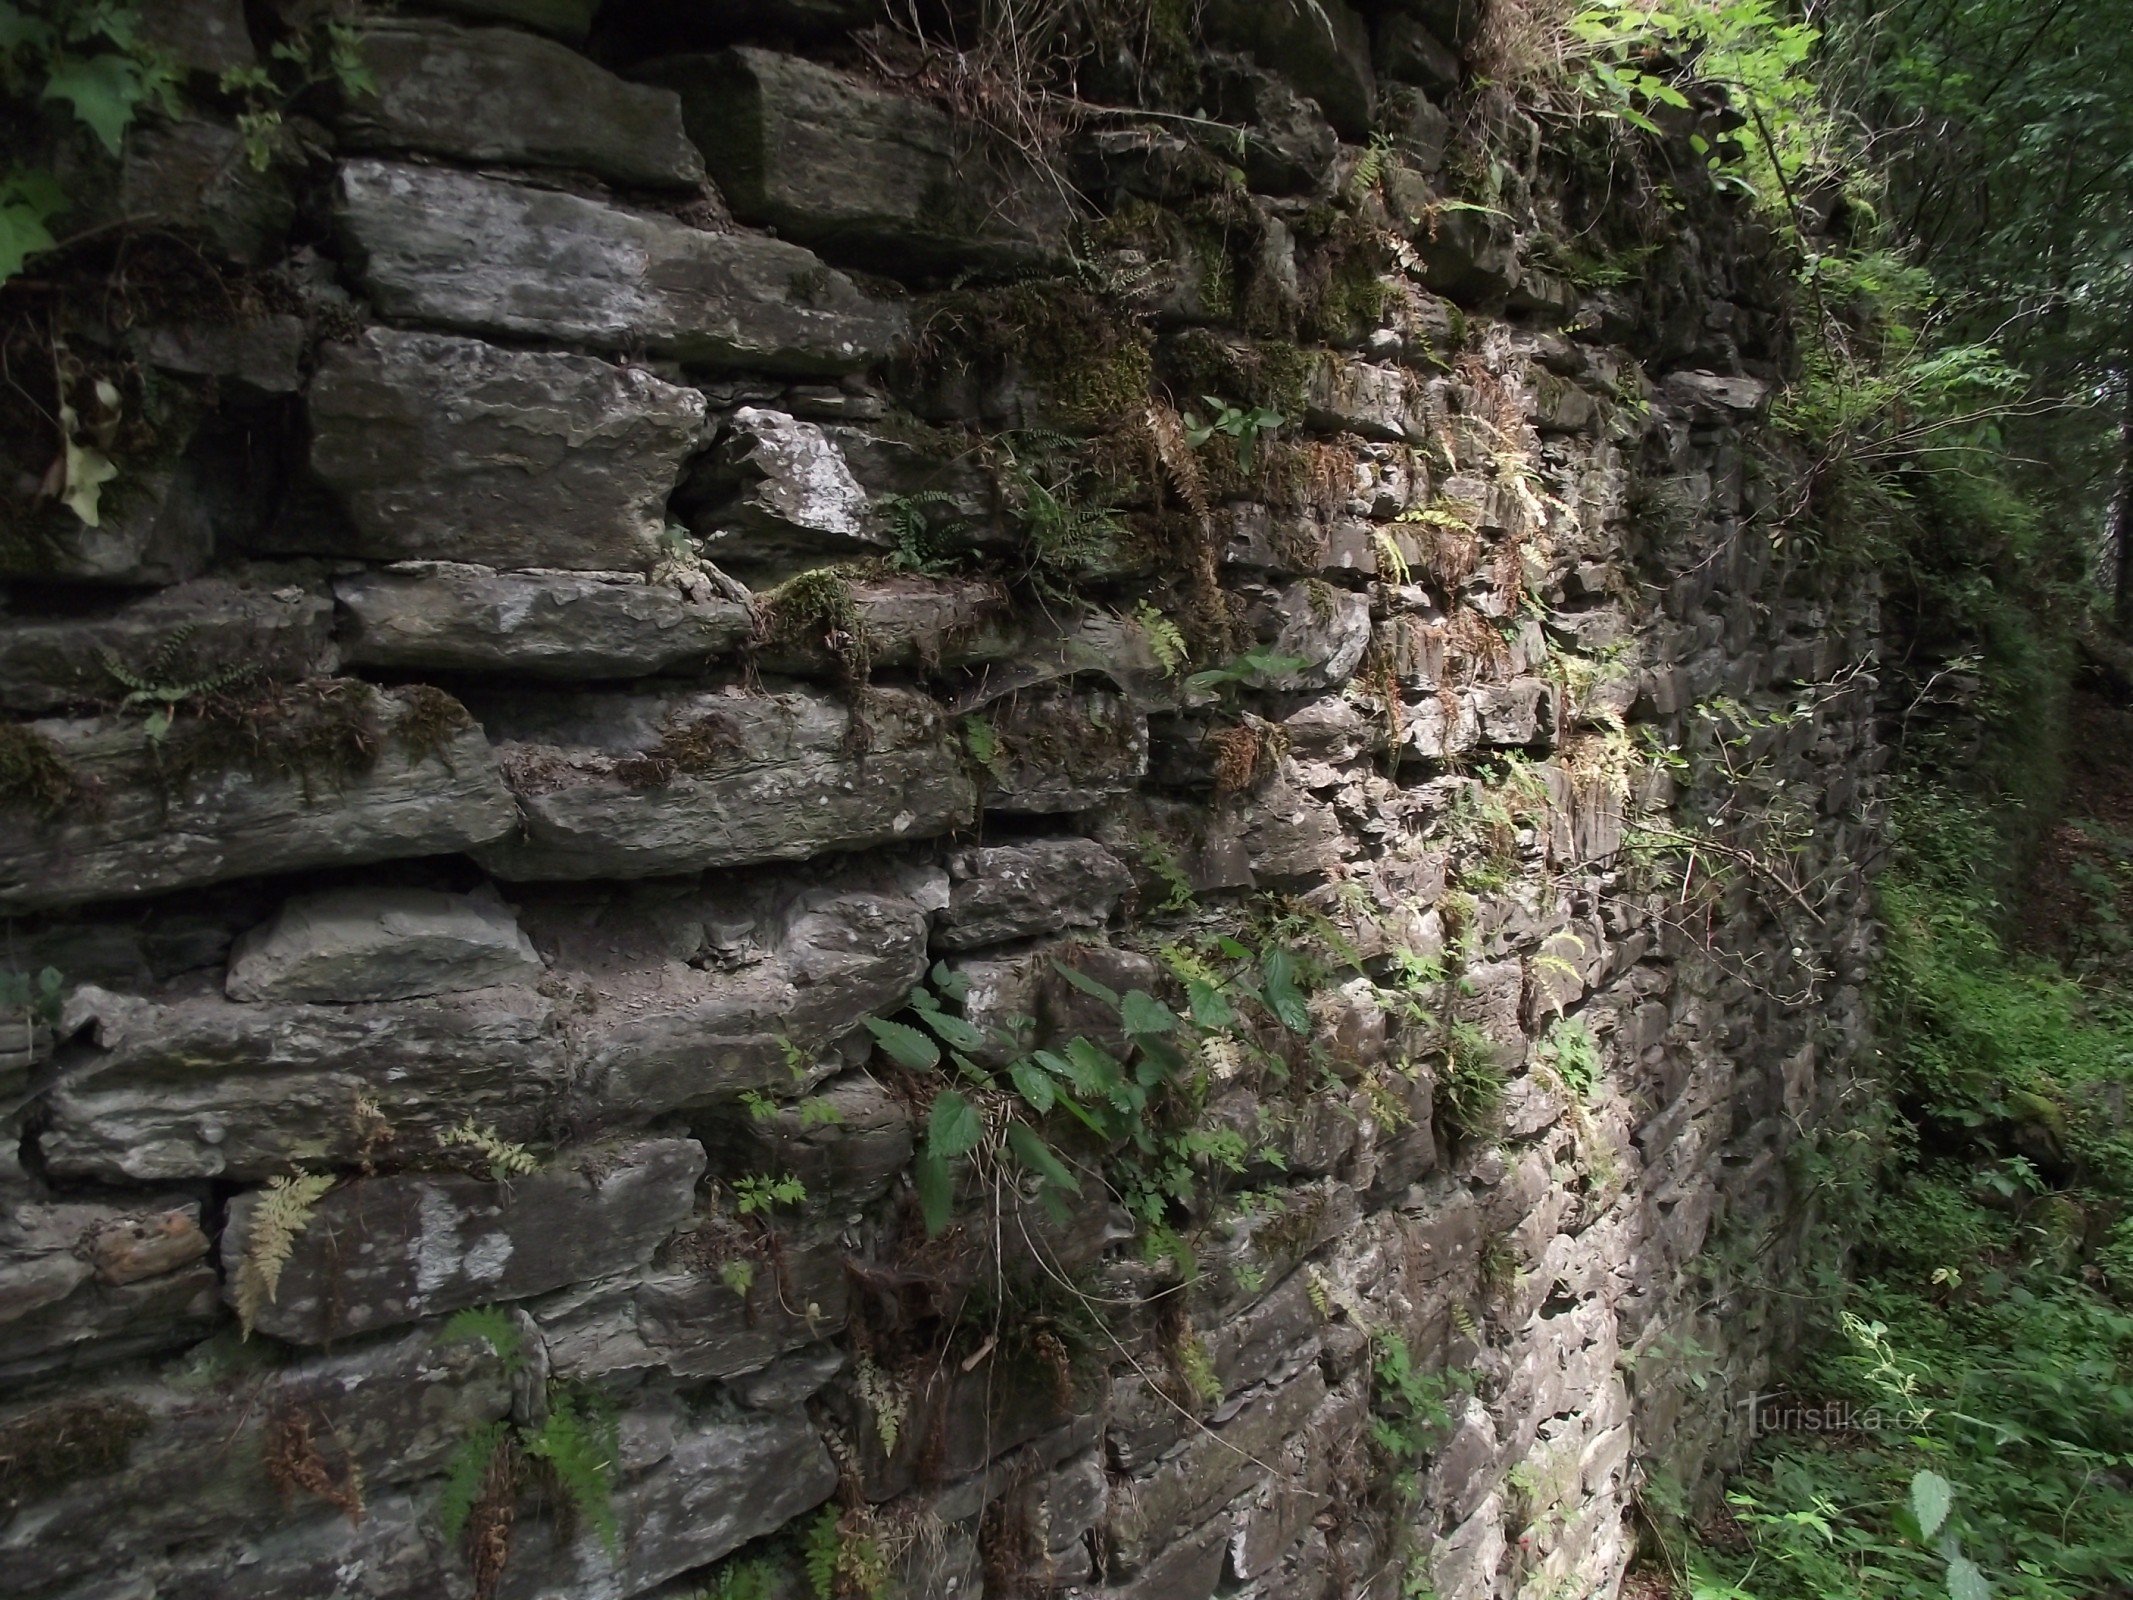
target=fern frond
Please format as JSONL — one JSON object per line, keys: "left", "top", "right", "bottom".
{"left": 524, "top": 1390, "right": 620, "bottom": 1554}
{"left": 236, "top": 1171, "right": 334, "bottom": 1337}
{"left": 1132, "top": 601, "right": 1190, "bottom": 677}
{"left": 1143, "top": 401, "right": 1211, "bottom": 520}
{"left": 442, "top": 1306, "right": 525, "bottom": 1372}
{"left": 1370, "top": 528, "right": 1413, "bottom": 585}
{"left": 438, "top": 1422, "right": 512, "bottom": 1543}
{"left": 439, "top": 1120, "right": 539, "bottom": 1180}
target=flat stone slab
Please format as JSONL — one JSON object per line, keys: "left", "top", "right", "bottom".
{"left": 755, "top": 573, "right": 1020, "bottom": 677}
{"left": 0, "top": 682, "right": 516, "bottom": 911}
{"left": 524, "top": 865, "right": 934, "bottom": 1120}
{"left": 475, "top": 684, "right": 976, "bottom": 881}
{"left": 335, "top": 563, "right": 751, "bottom": 678}
{"left": 0, "top": 579, "right": 332, "bottom": 714}
{"left": 938, "top": 837, "right": 1132, "bottom": 949}
{"left": 43, "top": 980, "right": 566, "bottom": 1181}
{"left": 305, "top": 327, "right": 707, "bottom": 571}
{"left": 691, "top": 405, "right": 884, "bottom": 570}
{"left": 343, "top": 19, "right": 705, "bottom": 190}
{"left": 220, "top": 1136, "right": 705, "bottom": 1342}
{"left": 337, "top": 159, "right": 904, "bottom": 373}
{"left": 642, "top": 46, "right": 1065, "bottom": 273}
{"left": 225, "top": 885, "right": 543, "bottom": 1002}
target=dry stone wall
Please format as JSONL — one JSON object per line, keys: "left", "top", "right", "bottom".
{"left": 0, "top": 4, "right": 1883, "bottom": 1598}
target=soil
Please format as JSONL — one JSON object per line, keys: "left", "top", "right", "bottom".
{"left": 2017, "top": 686, "right": 2133, "bottom": 964}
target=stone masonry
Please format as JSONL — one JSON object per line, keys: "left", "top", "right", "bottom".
{"left": 0, "top": 4, "right": 1881, "bottom": 1599}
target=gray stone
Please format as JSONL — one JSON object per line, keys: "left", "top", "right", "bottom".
{"left": 531, "top": 868, "right": 933, "bottom": 1119}
{"left": 757, "top": 573, "right": 1021, "bottom": 677}
{"left": 980, "top": 683, "right": 1148, "bottom": 814}
{"left": 1415, "top": 206, "right": 1519, "bottom": 304}
{"left": 692, "top": 406, "right": 884, "bottom": 569}
{"left": 42, "top": 980, "right": 566, "bottom": 1181}
{"left": 0, "top": 1329, "right": 510, "bottom": 1595}
{"left": 0, "top": 683, "right": 516, "bottom": 911}
{"left": 220, "top": 1136, "right": 704, "bottom": 1342}
{"left": 1202, "top": 0, "right": 1375, "bottom": 137}
{"left": 225, "top": 885, "right": 542, "bottom": 1002}
{"left": 705, "top": 1071, "right": 914, "bottom": 1202}
{"left": 305, "top": 327, "right": 707, "bottom": 571}
{"left": 1377, "top": 14, "right": 1461, "bottom": 95}
{"left": 496, "top": 1409, "right": 836, "bottom": 1599}
{"left": 136, "top": 314, "right": 307, "bottom": 392}
{"left": 138, "top": 0, "right": 256, "bottom": 77}
{"left": 343, "top": 20, "right": 705, "bottom": 190}
{"left": 336, "top": 563, "right": 751, "bottom": 678}
{"left": 938, "top": 838, "right": 1132, "bottom": 950}
{"left": 1209, "top": 59, "right": 1340, "bottom": 196}
{"left": 1306, "top": 353, "right": 1432, "bottom": 441}
{"left": 476, "top": 685, "right": 976, "bottom": 881}
{"left": 644, "top": 47, "right": 1066, "bottom": 273}
{"left": 427, "top": 0, "right": 593, "bottom": 38}
{"left": 1251, "top": 581, "right": 1373, "bottom": 690}
{"left": 155, "top": 1495, "right": 436, "bottom": 1600}
{"left": 338, "top": 159, "right": 904, "bottom": 373}
{"left": 0, "top": 1197, "right": 219, "bottom": 1381}
{"left": 0, "top": 579, "right": 332, "bottom": 714}
{"left": 63, "top": 118, "right": 292, "bottom": 262}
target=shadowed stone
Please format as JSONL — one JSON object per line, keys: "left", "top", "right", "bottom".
{"left": 224, "top": 886, "right": 542, "bottom": 1002}
{"left": 343, "top": 20, "right": 705, "bottom": 189}
{"left": 938, "top": 837, "right": 1132, "bottom": 949}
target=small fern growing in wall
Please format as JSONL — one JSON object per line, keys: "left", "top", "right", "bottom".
{"left": 439, "top": 1120, "right": 539, "bottom": 1180}
{"left": 235, "top": 1172, "right": 334, "bottom": 1337}
{"left": 442, "top": 1306, "right": 525, "bottom": 1372}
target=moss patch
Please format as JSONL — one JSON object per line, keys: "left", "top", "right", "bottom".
{"left": 0, "top": 1397, "right": 152, "bottom": 1503}
{"left": 394, "top": 685, "right": 472, "bottom": 766}
{"left": 758, "top": 568, "right": 871, "bottom": 680}
{"left": 616, "top": 710, "right": 746, "bottom": 789}
{"left": 916, "top": 282, "right": 1154, "bottom": 428}
{"left": 0, "top": 722, "right": 81, "bottom": 818}
{"left": 167, "top": 679, "right": 382, "bottom": 795}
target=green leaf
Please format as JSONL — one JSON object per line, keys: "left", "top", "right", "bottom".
{"left": 1007, "top": 1122, "right": 1081, "bottom": 1194}
{"left": 1008, "top": 1058, "right": 1056, "bottom": 1113}
{"left": 1945, "top": 1554, "right": 1990, "bottom": 1600}
{"left": 1261, "top": 946, "right": 1311, "bottom": 1033}
{"left": 0, "top": 183, "right": 60, "bottom": 283}
{"left": 913, "top": 1148, "right": 953, "bottom": 1235}
{"left": 43, "top": 53, "right": 144, "bottom": 155}
{"left": 1185, "top": 979, "right": 1234, "bottom": 1030}
{"left": 1911, "top": 1469, "right": 1953, "bottom": 1539}
{"left": 1051, "top": 960, "right": 1120, "bottom": 1007}
{"left": 930, "top": 961, "right": 971, "bottom": 1002}
{"left": 915, "top": 1006, "right": 989, "bottom": 1053}
{"left": 927, "top": 1089, "right": 983, "bottom": 1159}
{"left": 865, "top": 1016, "right": 940, "bottom": 1071}
{"left": 1119, "top": 989, "right": 1179, "bottom": 1036}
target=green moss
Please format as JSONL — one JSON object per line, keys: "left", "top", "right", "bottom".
{"left": 917, "top": 282, "right": 1153, "bottom": 428}
{"left": 0, "top": 722, "right": 79, "bottom": 818}
{"left": 616, "top": 710, "right": 747, "bottom": 789}
{"left": 393, "top": 685, "right": 471, "bottom": 766}
{"left": 760, "top": 567, "right": 871, "bottom": 680}
{"left": 1436, "top": 1022, "right": 1507, "bottom": 1143}
{"left": 0, "top": 1397, "right": 152, "bottom": 1502}
{"left": 168, "top": 679, "right": 383, "bottom": 795}
{"left": 1165, "top": 330, "right": 1313, "bottom": 419}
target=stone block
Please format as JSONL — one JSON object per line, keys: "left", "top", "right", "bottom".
{"left": 1201, "top": 0, "right": 1375, "bottom": 137}
{"left": 305, "top": 327, "right": 707, "bottom": 571}
{"left": 42, "top": 980, "right": 566, "bottom": 1181}
{"left": 220, "top": 1136, "right": 704, "bottom": 1342}
{"left": 643, "top": 47, "right": 1065, "bottom": 273}
{"left": 138, "top": 0, "right": 256, "bottom": 77}
{"left": 225, "top": 885, "right": 542, "bottom": 1002}
{"left": 335, "top": 564, "right": 751, "bottom": 678}
{"left": 979, "top": 683, "right": 1148, "bottom": 813}
{"left": 496, "top": 1409, "right": 836, "bottom": 1599}
{"left": 0, "top": 1199, "right": 219, "bottom": 1382}
{"left": 343, "top": 20, "right": 705, "bottom": 189}
{"left": 690, "top": 405, "right": 884, "bottom": 570}
{"left": 540, "top": 868, "right": 933, "bottom": 1120}
{"left": 1250, "top": 580, "right": 1373, "bottom": 690}
{"left": 0, "top": 1329, "right": 510, "bottom": 1595}
{"left": 0, "top": 683, "right": 516, "bottom": 911}
{"left": 938, "top": 837, "right": 1132, "bottom": 950}
{"left": 0, "top": 579, "right": 332, "bottom": 714}
{"left": 702, "top": 1070, "right": 913, "bottom": 1203}
{"left": 62, "top": 117, "right": 292, "bottom": 263}
{"left": 427, "top": 0, "right": 594, "bottom": 39}
{"left": 135, "top": 313, "right": 307, "bottom": 392}
{"left": 338, "top": 159, "right": 904, "bottom": 373}
{"left": 475, "top": 685, "right": 975, "bottom": 881}
{"left": 758, "top": 573, "right": 1021, "bottom": 677}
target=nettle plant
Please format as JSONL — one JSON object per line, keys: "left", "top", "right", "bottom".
{"left": 867, "top": 940, "right": 1319, "bottom": 1244}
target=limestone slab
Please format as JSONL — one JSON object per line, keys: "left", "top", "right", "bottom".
{"left": 476, "top": 685, "right": 976, "bottom": 881}
{"left": 306, "top": 327, "right": 707, "bottom": 571}
{"left": 224, "top": 885, "right": 542, "bottom": 1002}
{"left": 343, "top": 20, "right": 705, "bottom": 189}
{"left": 42, "top": 981, "right": 565, "bottom": 1181}
{"left": 0, "top": 683, "right": 515, "bottom": 911}
{"left": 220, "top": 1136, "right": 705, "bottom": 1342}
{"left": 938, "top": 837, "right": 1131, "bottom": 949}
{"left": 338, "top": 159, "right": 904, "bottom": 373}
{"left": 335, "top": 563, "right": 751, "bottom": 678}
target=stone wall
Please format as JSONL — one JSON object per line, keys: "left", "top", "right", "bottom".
{"left": 0, "top": 4, "right": 1882, "bottom": 1598}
